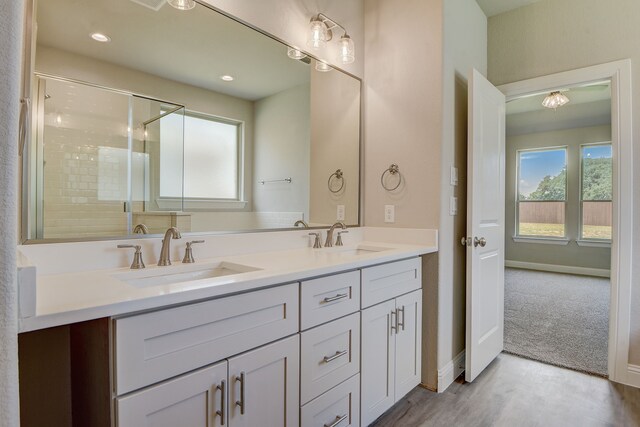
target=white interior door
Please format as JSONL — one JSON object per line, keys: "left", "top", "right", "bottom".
{"left": 465, "top": 68, "right": 506, "bottom": 382}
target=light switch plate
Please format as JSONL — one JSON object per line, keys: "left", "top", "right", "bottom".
{"left": 337, "top": 205, "right": 345, "bottom": 221}
{"left": 384, "top": 205, "right": 395, "bottom": 223}
{"left": 449, "top": 196, "right": 458, "bottom": 216}
{"left": 450, "top": 166, "right": 458, "bottom": 186}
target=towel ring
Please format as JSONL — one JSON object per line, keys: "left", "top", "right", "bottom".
{"left": 328, "top": 169, "right": 345, "bottom": 193}
{"left": 380, "top": 164, "right": 402, "bottom": 191}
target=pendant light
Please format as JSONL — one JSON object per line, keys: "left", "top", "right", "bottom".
{"left": 542, "top": 91, "right": 570, "bottom": 109}
{"left": 307, "top": 16, "right": 330, "bottom": 50}
{"left": 305, "top": 13, "right": 356, "bottom": 65}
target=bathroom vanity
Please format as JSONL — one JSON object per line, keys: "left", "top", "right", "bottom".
{"left": 17, "top": 227, "right": 437, "bottom": 427}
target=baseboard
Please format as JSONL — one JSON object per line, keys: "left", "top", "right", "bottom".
{"left": 505, "top": 260, "right": 611, "bottom": 278}
{"left": 437, "top": 350, "right": 465, "bottom": 393}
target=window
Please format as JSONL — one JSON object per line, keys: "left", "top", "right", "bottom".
{"left": 516, "top": 148, "right": 567, "bottom": 238}
{"left": 160, "top": 111, "right": 242, "bottom": 200}
{"left": 580, "top": 143, "right": 612, "bottom": 240}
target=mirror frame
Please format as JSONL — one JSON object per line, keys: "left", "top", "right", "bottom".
{"left": 20, "top": 0, "right": 363, "bottom": 244}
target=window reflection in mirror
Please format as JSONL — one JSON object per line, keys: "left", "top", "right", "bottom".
{"left": 27, "top": 0, "right": 361, "bottom": 241}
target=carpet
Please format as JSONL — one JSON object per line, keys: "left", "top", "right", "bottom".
{"left": 504, "top": 268, "right": 610, "bottom": 377}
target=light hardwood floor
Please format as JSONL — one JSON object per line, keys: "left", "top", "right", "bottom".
{"left": 371, "top": 353, "right": 640, "bottom": 427}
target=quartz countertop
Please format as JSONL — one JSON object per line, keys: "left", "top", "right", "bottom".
{"left": 18, "top": 227, "right": 438, "bottom": 332}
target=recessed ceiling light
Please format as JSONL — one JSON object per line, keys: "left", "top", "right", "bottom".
{"left": 90, "top": 33, "right": 111, "bottom": 43}
{"left": 220, "top": 75, "right": 234, "bottom": 82}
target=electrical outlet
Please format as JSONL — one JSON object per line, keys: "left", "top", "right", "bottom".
{"left": 336, "top": 205, "right": 345, "bottom": 221}
{"left": 384, "top": 205, "right": 395, "bottom": 223}
{"left": 450, "top": 166, "right": 458, "bottom": 186}
{"left": 449, "top": 196, "right": 458, "bottom": 216}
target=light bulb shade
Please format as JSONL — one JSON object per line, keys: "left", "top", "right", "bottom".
{"left": 307, "top": 18, "right": 329, "bottom": 50}
{"left": 315, "top": 61, "right": 332, "bottom": 72}
{"left": 287, "top": 47, "right": 307, "bottom": 60}
{"left": 542, "top": 91, "right": 570, "bottom": 109}
{"left": 167, "top": 0, "right": 196, "bottom": 10}
{"left": 338, "top": 34, "right": 355, "bottom": 64}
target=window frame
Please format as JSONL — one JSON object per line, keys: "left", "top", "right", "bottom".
{"left": 578, "top": 141, "right": 612, "bottom": 242}
{"left": 515, "top": 146, "right": 569, "bottom": 240}
{"left": 157, "top": 109, "right": 246, "bottom": 211}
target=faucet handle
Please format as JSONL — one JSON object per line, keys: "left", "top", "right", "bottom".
{"left": 182, "top": 240, "right": 205, "bottom": 264}
{"left": 336, "top": 230, "right": 349, "bottom": 247}
{"left": 308, "top": 232, "right": 323, "bottom": 249}
{"left": 117, "top": 244, "right": 145, "bottom": 269}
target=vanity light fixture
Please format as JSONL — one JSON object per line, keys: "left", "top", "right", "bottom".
{"left": 220, "top": 75, "right": 234, "bottom": 82}
{"left": 90, "top": 32, "right": 111, "bottom": 43}
{"left": 167, "top": 0, "right": 196, "bottom": 11}
{"left": 315, "top": 61, "right": 333, "bottom": 72}
{"left": 542, "top": 91, "right": 570, "bottom": 109}
{"left": 307, "top": 13, "right": 356, "bottom": 65}
{"left": 287, "top": 47, "right": 307, "bottom": 60}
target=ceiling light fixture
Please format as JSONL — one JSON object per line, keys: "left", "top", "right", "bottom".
{"left": 167, "top": 0, "right": 196, "bottom": 11}
{"left": 287, "top": 47, "right": 307, "bottom": 60}
{"left": 90, "top": 32, "right": 111, "bottom": 43}
{"left": 306, "top": 13, "right": 356, "bottom": 66}
{"left": 542, "top": 91, "right": 570, "bottom": 109}
{"left": 220, "top": 75, "right": 234, "bottom": 82}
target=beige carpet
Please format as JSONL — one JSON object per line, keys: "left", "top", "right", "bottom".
{"left": 504, "top": 268, "right": 610, "bottom": 376}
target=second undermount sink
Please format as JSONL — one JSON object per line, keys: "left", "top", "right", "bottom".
{"left": 113, "top": 261, "right": 262, "bottom": 288}
{"left": 331, "top": 244, "right": 393, "bottom": 256}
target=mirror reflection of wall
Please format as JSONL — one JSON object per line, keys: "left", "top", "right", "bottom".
{"left": 28, "top": 0, "right": 361, "bottom": 241}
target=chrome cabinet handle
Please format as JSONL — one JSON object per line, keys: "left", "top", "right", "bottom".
{"left": 235, "top": 372, "right": 245, "bottom": 415}
{"left": 398, "top": 306, "right": 405, "bottom": 331}
{"left": 216, "top": 380, "right": 226, "bottom": 425}
{"left": 474, "top": 237, "right": 487, "bottom": 247}
{"left": 323, "top": 293, "right": 348, "bottom": 303}
{"left": 323, "top": 349, "right": 348, "bottom": 363}
{"left": 390, "top": 310, "right": 397, "bottom": 334}
{"left": 324, "top": 414, "right": 348, "bottom": 427}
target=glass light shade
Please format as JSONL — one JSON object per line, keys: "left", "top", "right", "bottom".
{"left": 167, "top": 0, "right": 196, "bottom": 11}
{"left": 287, "top": 47, "right": 307, "bottom": 60}
{"left": 542, "top": 91, "right": 570, "bottom": 109}
{"left": 307, "top": 19, "right": 329, "bottom": 50}
{"left": 338, "top": 34, "right": 355, "bottom": 64}
{"left": 315, "top": 61, "right": 332, "bottom": 72}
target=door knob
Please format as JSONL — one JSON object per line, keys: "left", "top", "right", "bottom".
{"left": 460, "top": 237, "right": 472, "bottom": 247}
{"left": 474, "top": 237, "right": 486, "bottom": 247}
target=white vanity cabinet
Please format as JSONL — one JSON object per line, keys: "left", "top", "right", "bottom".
{"left": 360, "top": 258, "right": 422, "bottom": 426}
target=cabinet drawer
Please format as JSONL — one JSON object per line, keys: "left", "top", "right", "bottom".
{"left": 301, "top": 312, "right": 360, "bottom": 404}
{"left": 301, "top": 271, "right": 360, "bottom": 330}
{"left": 115, "top": 283, "right": 299, "bottom": 395}
{"left": 301, "top": 374, "right": 360, "bottom": 427}
{"left": 361, "top": 257, "right": 421, "bottom": 308}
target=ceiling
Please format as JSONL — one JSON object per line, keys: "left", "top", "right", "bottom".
{"left": 475, "top": 0, "right": 542, "bottom": 17}
{"left": 36, "top": 0, "right": 311, "bottom": 101}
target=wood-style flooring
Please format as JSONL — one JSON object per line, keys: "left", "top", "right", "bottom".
{"left": 371, "top": 353, "right": 640, "bottom": 427}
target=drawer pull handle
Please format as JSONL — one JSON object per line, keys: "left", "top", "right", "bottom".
{"left": 235, "top": 372, "right": 245, "bottom": 415}
{"left": 398, "top": 306, "right": 405, "bottom": 331}
{"left": 390, "top": 310, "right": 397, "bottom": 334}
{"left": 216, "top": 380, "right": 226, "bottom": 424}
{"left": 324, "top": 414, "right": 348, "bottom": 427}
{"left": 323, "top": 349, "right": 348, "bottom": 363}
{"left": 323, "top": 293, "right": 349, "bottom": 303}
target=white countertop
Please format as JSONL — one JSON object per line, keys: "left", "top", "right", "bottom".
{"left": 18, "top": 227, "right": 438, "bottom": 332}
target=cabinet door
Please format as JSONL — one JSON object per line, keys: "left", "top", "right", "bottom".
{"left": 394, "top": 290, "right": 422, "bottom": 400}
{"left": 360, "top": 299, "right": 396, "bottom": 426}
{"left": 117, "top": 360, "right": 227, "bottom": 427}
{"left": 228, "top": 335, "right": 299, "bottom": 427}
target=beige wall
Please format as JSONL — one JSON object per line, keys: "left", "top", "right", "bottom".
{"left": 309, "top": 66, "right": 361, "bottom": 226}
{"left": 487, "top": 0, "right": 640, "bottom": 365}
{"left": 253, "top": 84, "right": 310, "bottom": 219}
{"left": 505, "top": 124, "right": 612, "bottom": 270}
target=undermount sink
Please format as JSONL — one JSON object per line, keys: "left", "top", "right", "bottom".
{"left": 331, "top": 245, "right": 392, "bottom": 256}
{"left": 113, "top": 262, "right": 262, "bottom": 288}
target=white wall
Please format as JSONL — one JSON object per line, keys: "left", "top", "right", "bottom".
{"left": 253, "top": 84, "right": 310, "bottom": 219}
{"left": 1, "top": 0, "right": 24, "bottom": 424}
{"left": 486, "top": 0, "right": 640, "bottom": 367}
{"left": 505, "top": 124, "right": 612, "bottom": 271}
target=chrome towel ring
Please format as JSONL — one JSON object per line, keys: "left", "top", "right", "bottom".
{"left": 380, "top": 163, "right": 402, "bottom": 191}
{"left": 328, "top": 169, "right": 345, "bottom": 193}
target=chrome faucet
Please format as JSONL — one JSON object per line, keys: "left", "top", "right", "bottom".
{"left": 158, "top": 227, "right": 181, "bottom": 266}
{"left": 294, "top": 220, "right": 309, "bottom": 228}
{"left": 324, "top": 222, "right": 347, "bottom": 247}
{"left": 133, "top": 223, "right": 149, "bottom": 234}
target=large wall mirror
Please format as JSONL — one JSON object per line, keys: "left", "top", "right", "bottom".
{"left": 23, "top": 0, "right": 361, "bottom": 242}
